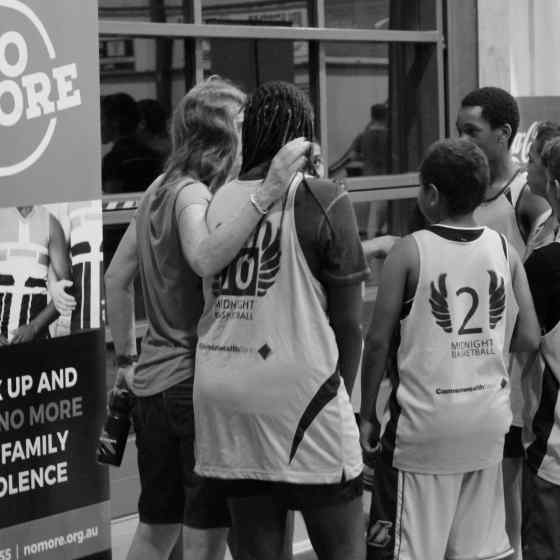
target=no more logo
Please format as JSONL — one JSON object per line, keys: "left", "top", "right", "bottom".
{"left": 0, "top": 0, "right": 82, "bottom": 177}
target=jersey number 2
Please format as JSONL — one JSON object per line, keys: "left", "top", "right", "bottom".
{"left": 456, "top": 287, "right": 483, "bottom": 335}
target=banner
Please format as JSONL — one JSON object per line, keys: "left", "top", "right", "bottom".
{"left": 0, "top": 1, "right": 109, "bottom": 559}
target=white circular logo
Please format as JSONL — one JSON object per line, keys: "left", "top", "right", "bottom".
{"left": 0, "top": 0, "right": 81, "bottom": 177}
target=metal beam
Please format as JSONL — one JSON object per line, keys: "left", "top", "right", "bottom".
{"left": 99, "top": 21, "right": 440, "bottom": 43}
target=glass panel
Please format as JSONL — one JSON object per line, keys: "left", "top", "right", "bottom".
{"left": 202, "top": 1, "right": 310, "bottom": 27}
{"left": 99, "top": 0, "right": 190, "bottom": 22}
{"left": 325, "top": 0, "right": 437, "bottom": 31}
{"left": 99, "top": 36, "right": 193, "bottom": 194}
{"left": 204, "top": 39, "right": 310, "bottom": 97}
{"left": 326, "top": 41, "right": 439, "bottom": 178}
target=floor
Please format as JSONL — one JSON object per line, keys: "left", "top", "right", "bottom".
{"left": 111, "top": 513, "right": 317, "bottom": 560}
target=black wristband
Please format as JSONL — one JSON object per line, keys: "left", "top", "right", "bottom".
{"left": 114, "top": 354, "right": 138, "bottom": 367}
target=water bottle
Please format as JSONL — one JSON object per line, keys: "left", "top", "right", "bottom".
{"left": 96, "top": 386, "right": 134, "bottom": 467}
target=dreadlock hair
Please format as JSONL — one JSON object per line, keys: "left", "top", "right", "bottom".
{"left": 163, "top": 76, "right": 246, "bottom": 192}
{"left": 461, "top": 87, "right": 520, "bottom": 148}
{"left": 241, "top": 81, "right": 314, "bottom": 175}
{"left": 532, "top": 121, "right": 560, "bottom": 157}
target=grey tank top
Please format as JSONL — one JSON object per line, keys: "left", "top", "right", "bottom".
{"left": 133, "top": 176, "right": 204, "bottom": 396}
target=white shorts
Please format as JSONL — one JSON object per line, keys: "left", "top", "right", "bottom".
{"left": 368, "top": 457, "right": 513, "bottom": 560}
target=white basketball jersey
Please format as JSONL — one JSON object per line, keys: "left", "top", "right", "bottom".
{"left": 0, "top": 207, "right": 50, "bottom": 341}
{"left": 194, "top": 175, "right": 362, "bottom": 483}
{"left": 386, "top": 226, "right": 513, "bottom": 474}
{"left": 474, "top": 171, "right": 528, "bottom": 428}
{"left": 67, "top": 200, "right": 104, "bottom": 331}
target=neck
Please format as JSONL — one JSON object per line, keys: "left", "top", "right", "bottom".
{"left": 437, "top": 213, "right": 478, "bottom": 228}
{"left": 487, "top": 155, "right": 517, "bottom": 197}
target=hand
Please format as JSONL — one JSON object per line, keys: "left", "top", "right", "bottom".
{"left": 362, "top": 235, "right": 400, "bottom": 259}
{"left": 115, "top": 365, "right": 135, "bottom": 391}
{"left": 50, "top": 279, "right": 77, "bottom": 316}
{"left": 254, "top": 137, "right": 311, "bottom": 208}
{"left": 360, "top": 418, "right": 381, "bottom": 463}
{"left": 10, "top": 323, "right": 37, "bottom": 344}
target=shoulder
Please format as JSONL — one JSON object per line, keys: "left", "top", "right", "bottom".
{"left": 517, "top": 183, "right": 551, "bottom": 222}
{"left": 526, "top": 242, "right": 560, "bottom": 271}
{"left": 174, "top": 179, "right": 211, "bottom": 214}
{"left": 295, "top": 177, "right": 345, "bottom": 212}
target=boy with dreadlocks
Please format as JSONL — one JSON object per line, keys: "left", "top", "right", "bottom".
{"left": 194, "top": 81, "right": 369, "bottom": 560}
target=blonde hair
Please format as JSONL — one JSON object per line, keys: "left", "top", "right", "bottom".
{"left": 163, "top": 76, "right": 246, "bottom": 191}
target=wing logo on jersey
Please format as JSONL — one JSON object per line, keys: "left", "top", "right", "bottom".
{"left": 212, "top": 219, "right": 281, "bottom": 298}
{"left": 429, "top": 271, "right": 506, "bottom": 334}
{"left": 429, "top": 273, "right": 452, "bottom": 333}
{"left": 488, "top": 270, "right": 506, "bottom": 329}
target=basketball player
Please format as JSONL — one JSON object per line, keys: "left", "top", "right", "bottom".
{"left": 456, "top": 87, "right": 554, "bottom": 559}
{"left": 522, "top": 136, "right": 560, "bottom": 559}
{"left": 49, "top": 200, "right": 105, "bottom": 333}
{"left": 195, "top": 82, "right": 368, "bottom": 560}
{"left": 361, "top": 138, "right": 540, "bottom": 560}
{"left": 0, "top": 205, "right": 70, "bottom": 344}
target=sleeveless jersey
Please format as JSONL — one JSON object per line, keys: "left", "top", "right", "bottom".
{"left": 523, "top": 232, "right": 560, "bottom": 484}
{"left": 0, "top": 207, "right": 50, "bottom": 341}
{"left": 474, "top": 171, "right": 528, "bottom": 428}
{"left": 194, "top": 175, "right": 362, "bottom": 483}
{"left": 383, "top": 226, "right": 513, "bottom": 474}
{"left": 67, "top": 200, "right": 104, "bottom": 331}
{"left": 474, "top": 170, "right": 527, "bottom": 259}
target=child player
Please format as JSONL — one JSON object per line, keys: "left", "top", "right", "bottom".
{"left": 522, "top": 136, "right": 560, "bottom": 560}
{"left": 361, "top": 138, "right": 540, "bottom": 560}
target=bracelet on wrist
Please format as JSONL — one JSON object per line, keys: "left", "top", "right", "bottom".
{"left": 115, "top": 354, "right": 138, "bottom": 368}
{"left": 249, "top": 193, "right": 270, "bottom": 215}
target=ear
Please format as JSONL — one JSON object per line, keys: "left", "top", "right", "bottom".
{"left": 554, "top": 179, "right": 560, "bottom": 200}
{"left": 425, "top": 183, "right": 440, "bottom": 208}
{"left": 499, "top": 123, "right": 512, "bottom": 145}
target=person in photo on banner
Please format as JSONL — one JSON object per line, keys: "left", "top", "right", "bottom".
{"left": 456, "top": 87, "right": 554, "bottom": 560}
{"left": 361, "top": 138, "right": 540, "bottom": 560}
{"left": 0, "top": 205, "right": 71, "bottom": 344}
{"left": 522, "top": 136, "right": 560, "bottom": 560}
{"left": 104, "top": 76, "right": 310, "bottom": 560}
{"left": 47, "top": 200, "right": 105, "bottom": 336}
{"left": 194, "top": 81, "right": 369, "bottom": 560}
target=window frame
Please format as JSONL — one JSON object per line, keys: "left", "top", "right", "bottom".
{"left": 99, "top": 0, "right": 445, "bottom": 215}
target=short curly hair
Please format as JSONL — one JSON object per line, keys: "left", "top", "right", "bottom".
{"left": 461, "top": 87, "right": 520, "bottom": 148}
{"left": 420, "top": 138, "right": 489, "bottom": 217}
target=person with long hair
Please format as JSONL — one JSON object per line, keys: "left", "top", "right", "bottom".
{"left": 194, "top": 81, "right": 369, "bottom": 560}
{"left": 105, "top": 77, "right": 310, "bottom": 560}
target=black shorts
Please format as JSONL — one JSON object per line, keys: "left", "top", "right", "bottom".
{"left": 210, "top": 473, "right": 363, "bottom": 511}
{"left": 503, "top": 425, "right": 524, "bottom": 458}
{"left": 132, "top": 378, "right": 230, "bottom": 528}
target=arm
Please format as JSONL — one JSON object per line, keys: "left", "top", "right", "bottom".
{"left": 47, "top": 214, "right": 76, "bottom": 315}
{"left": 508, "top": 243, "right": 540, "bottom": 353}
{"left": 518, "top": 187, "right": 554, "bottom": 256}
{"left": 104, "top": 220, "right": 139, "bottom": 358}
{"left": 328, "top": 283, "right": 364, "bottom": 395}
{"left": 177, "top": 138, "right": 310, "bottom": 277}
{"left": 360, "top": 238, "right": 415, "bottom": 453}
{"left": 362, "top": 235, "right": 400, "bottom": 259}
{"left": 11, "top": 216, "right": 70, "bottom": 343}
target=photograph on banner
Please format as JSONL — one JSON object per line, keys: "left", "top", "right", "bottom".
{"left": 0, "top": 200, "right": 104, "bottom": 345}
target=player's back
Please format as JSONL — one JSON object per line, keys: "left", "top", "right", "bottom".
{"left": 384, "top": 225, "right": 514, "bottom": 474}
